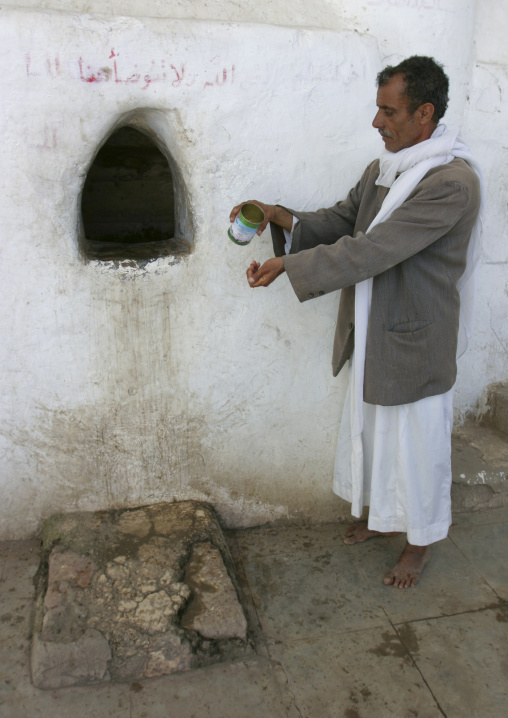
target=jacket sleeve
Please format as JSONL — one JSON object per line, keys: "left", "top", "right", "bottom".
{"left": 284, "top": 172, "right": 479, "bottom": 302}
{"left": 270, "top": 164, "right": 370, "bottom": 257}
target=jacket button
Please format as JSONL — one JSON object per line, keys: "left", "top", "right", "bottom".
{"left": 349, "top": 322, "right": 354, "bottom": 329}
{"left": 318, "top": 290, "right": 325, "bottom": 296}
{"left": 308, "top": 292, "right": 314, "bottom": 298}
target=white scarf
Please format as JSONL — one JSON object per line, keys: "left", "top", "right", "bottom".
{"left": 349, "top": 125, "right": 486, "bottom": 512}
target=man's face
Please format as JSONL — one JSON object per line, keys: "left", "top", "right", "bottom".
{"left": 372, "top": 73, "right": 431, "bottom": 153}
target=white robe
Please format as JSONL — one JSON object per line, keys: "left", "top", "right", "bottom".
{"left": 332, "top": 354, "right": 454, "bottom": 545}
{"left": 335, "top": 263, "right": 454, "bottom": 547}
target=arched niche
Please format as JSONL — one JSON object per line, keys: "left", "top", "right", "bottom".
{"left": 80, "top": 111, "right": 192, "bottom": 262}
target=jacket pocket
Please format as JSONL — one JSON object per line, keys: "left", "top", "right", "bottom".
{"left": 388, "top": 319, "right": 433, "bottom": 334}
{"left": 383, "top": 321, "right": 433, "bottom": 388}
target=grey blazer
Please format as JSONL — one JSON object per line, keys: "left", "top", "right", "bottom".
{"left": 271, "top": 158, "right": 481, "bottom": 406}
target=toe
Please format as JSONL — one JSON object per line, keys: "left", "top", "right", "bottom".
{"left": 343, "top": 525, "right": 361, "bottom": 545}
{"left": 344, "top": 534, "right": 359, "bottom": 545}
{"left": 344, "top": 526, "right": 357, "bottom": 541}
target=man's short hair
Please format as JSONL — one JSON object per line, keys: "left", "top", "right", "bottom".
{"left": 376, "top": 56, "right": 449, "bottom": 123}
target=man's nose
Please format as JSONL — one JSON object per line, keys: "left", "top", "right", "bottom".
{"left": 372, "top": 110, "right": 383, "bottom": 129}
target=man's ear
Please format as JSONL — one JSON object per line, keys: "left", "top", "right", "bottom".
{"left": 417, "top": 102, "right": 436, "bottom": 126}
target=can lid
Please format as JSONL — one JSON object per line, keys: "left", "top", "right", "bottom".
{"left": 240, "top": 203, "right": 264, "bottom": 225}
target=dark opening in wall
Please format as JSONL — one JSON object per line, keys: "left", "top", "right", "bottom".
{"left": 81, "top": 125, "right": 191, "bottom": 262}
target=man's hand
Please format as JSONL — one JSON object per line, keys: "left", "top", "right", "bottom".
{"left": 246, "top": 258, "right": 285, "bottom": 288}
{"left": 230, "top": 201, "right": 294, "bottom": 235}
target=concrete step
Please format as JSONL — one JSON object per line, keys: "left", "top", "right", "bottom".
{"left": 452, "top": 419, "right": 508, "bottom": 514}
{"left": 479, "top": 382, "right": 508, "bottom": 436}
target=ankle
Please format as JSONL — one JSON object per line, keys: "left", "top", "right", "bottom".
{"left": 406, "top": 543, "right": 429, "bottom": 554}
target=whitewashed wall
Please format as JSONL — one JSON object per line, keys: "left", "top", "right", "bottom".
{"left": 457, "top": 0, "right": 508, "bottom": 415}
{"left": 1, "top": 1, "right": 506, "bottom": 539}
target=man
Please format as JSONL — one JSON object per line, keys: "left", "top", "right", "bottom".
{"left": 230, "top": 56, "right": 483, "bottom": 587}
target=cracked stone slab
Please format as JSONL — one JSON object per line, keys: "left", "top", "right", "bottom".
{"left": 31, "top": 501, "right": 250, "bottom": 689}
{"left": 181, "top": 541, "right": 247, "bottom": 640}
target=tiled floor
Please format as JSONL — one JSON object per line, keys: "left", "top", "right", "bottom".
{"left": 1, "top": 507, "right": 508, "bottom": 717}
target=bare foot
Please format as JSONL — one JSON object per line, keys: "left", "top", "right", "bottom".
{"left": 383, "top": 542, "right": 430, "bottom": 588}
{"left": 343, "top": 524, "right": 401, "bottom": 545}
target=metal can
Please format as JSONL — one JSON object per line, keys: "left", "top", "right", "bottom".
{"left": 228, "top": 203, "right": 265, "bottom": 245}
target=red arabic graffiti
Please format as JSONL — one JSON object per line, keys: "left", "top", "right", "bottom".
{"left": 25, "top": 49, "right": 235, "bottom": 91}
{"left": 366, "top": 0, "right": 445, "bottom": 8}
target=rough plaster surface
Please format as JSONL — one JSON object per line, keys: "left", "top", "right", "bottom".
{"left": 1, "top": 1, "right": 507, "bottom": 538}
{"left": 31, "top": 501, "right": 250, "bottom": 688}
{"left": 0, "top": 8, "right": 378, "bottom": 538}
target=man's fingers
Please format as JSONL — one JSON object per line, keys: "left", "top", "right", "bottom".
{"left": 256, "top": 219, "right": 270, "bottom": 236}
{"left": 230, "top": 200, "right": 257, "bottom": 222}
{"left": 230, "top": 203, "right": 243, "bottom": 222}
{"left": 246, "top": 262, "right": 265, "bottom": 287}
{"left": 250, "top": 272, "right": 274, "bottom": 288}
{"left": 249, "top": 275, "right": 267, "bottom": 288}
{"left": 246, "top": 258, "right": 284, "bottom": 288}
{"left": 246, "top": 261, "right": 261, "bottom": 285}
{"left": 230, "top": 200, "right": 270, "bottom": 227}
{"left": 230, "top": 201, "right": 254, "bottom": 222}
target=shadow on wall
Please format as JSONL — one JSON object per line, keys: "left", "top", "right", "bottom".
{"left": 79, "top": 109, "right": 193, "bottom": 262}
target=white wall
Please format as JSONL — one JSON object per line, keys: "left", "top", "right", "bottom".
{"left": 457, "top": 0, "right": 508, "bottom": 415}
{"left": 1, "top": 1, "right": 506, "bottom": 539}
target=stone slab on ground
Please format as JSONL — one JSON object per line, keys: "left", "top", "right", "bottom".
{"left": 31, "top": 501, "right": 249, "bottom": 689}
{"left": 451, "top": 419, "right": 508, "bottom": 513}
